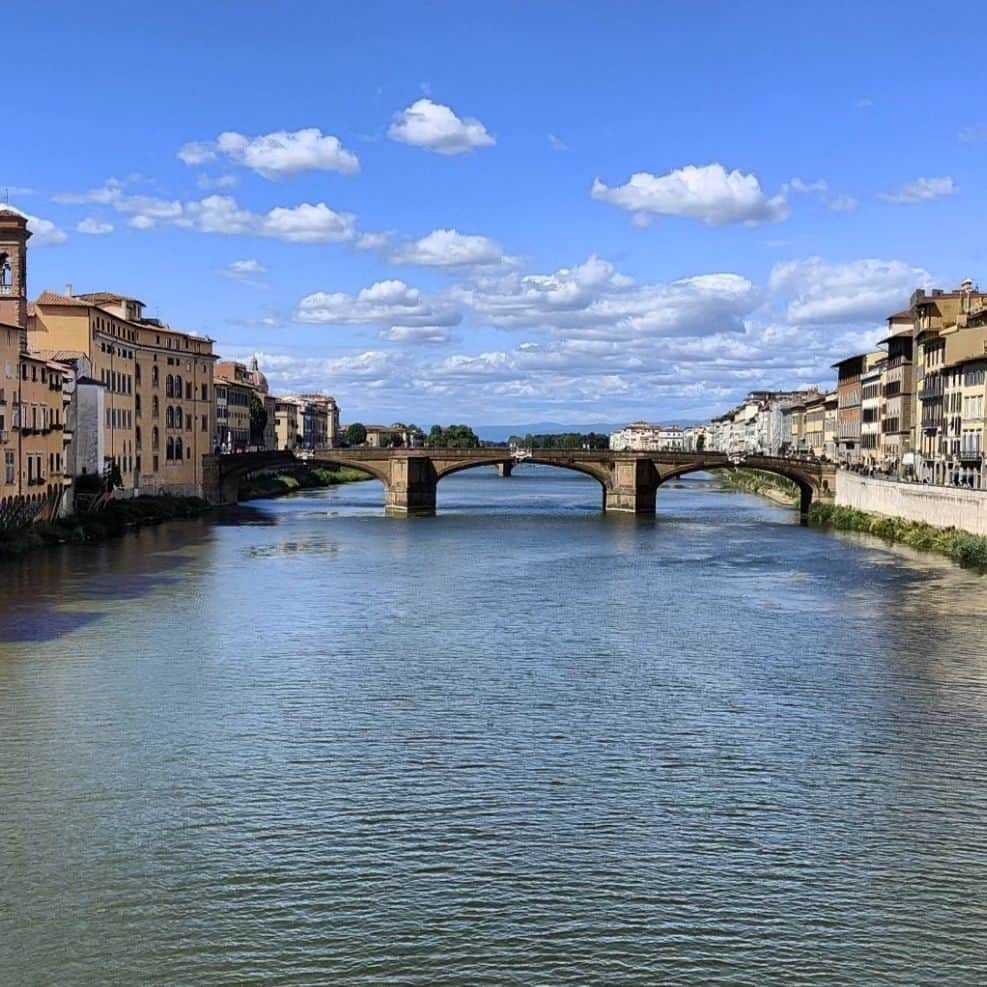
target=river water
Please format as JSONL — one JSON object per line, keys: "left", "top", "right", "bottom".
{"left": 2, "top": 468, "right": 987, "bottom": 985}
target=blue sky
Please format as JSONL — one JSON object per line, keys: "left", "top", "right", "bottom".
{"left": 8, "top": 1, "right": 987, "bottom": 426}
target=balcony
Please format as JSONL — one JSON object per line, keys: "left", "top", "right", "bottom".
{"left": 958, "top": 448, "right": 984, "bottom": 463}
{"left": 919, "top": 377, "right": 944, "bottom": 400}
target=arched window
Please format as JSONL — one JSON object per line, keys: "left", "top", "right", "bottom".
{"left": 152, "top": 396, "right": 159, "bottom": 417}
{"left": 175, "top": 437, "right": 183, "bottom": 461}
{"left": 166, "top": 436, "right": 174, "bottom": 461}
{"left": 175, "top": 406, "right": 183, "bottom": 428}
{"left": 166, "top": 374, "right": 173, "bottom": 397}
{"left": 152, "top": 365, "right": 159, "bottom": 386}
{"left": 175, "top": 375, "right": 183, "bottom": 399}
{"left": 166, "top": 406, "right": 174, "bottom": 428}
{"left": 152, "top": 427, "right": 159, "bottom": 450}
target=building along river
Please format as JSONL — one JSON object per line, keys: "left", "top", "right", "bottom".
{"left": 2, "top": 467, "right": 987, "bottom": 985}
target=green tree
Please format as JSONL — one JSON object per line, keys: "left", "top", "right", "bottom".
{"left": 249, "top": 392, "right": 267, "bottom": 446}
{"left": 696, "top": 434, "right": 706, "bottom": 452}
{"left": 345, "top": 422, "right": 367, "bottom": 446}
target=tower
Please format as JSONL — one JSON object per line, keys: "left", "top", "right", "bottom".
{"left": 0, "top": 207, "right": 31, "bottom": 341}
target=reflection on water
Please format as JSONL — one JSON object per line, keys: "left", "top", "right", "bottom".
{"left": 2, "top": 468, "right": 987, "bottom": 985}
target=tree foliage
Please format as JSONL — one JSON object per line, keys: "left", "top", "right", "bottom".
{"left": 426, "top": 424, "right": 480, "bottom": 449}
{"left": 345, "top": 422, "right": 367, "bottom": 446}
{"left": 507, "top": 432, "right": 610, "bottom": 450}
{"left": 249, "top": 393, "right": 268, "bottom": 446}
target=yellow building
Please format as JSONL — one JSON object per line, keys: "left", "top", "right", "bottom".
{"left": 29, "top": 290, "right": 216, "bottom": 496}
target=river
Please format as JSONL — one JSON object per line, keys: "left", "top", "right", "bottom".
{"left": 2, "top": 467, "right": 987, "bottom": 985}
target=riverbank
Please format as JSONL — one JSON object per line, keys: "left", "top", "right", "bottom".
{"left": 0, "top": 494, "right": 211, "bottom": 560}
{"left": 239, "top": 465, "right": 372, "bottom": 501}
{"left": 718, "top": 468, "right": 799, "bottom": 507}
{"left": 810, "top": 502, "right": 987, "bottom": 572}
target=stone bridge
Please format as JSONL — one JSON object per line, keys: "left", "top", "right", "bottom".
{"left": 204, "top": 448, "right": 835, "bottom": 516}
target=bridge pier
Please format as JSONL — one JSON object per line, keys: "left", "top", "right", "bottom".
{"left": 385, "top": 455, "right": 438, "bottom": 516}
{"left": 605, "top": 459, "right": 659, "bottom": 514}
{"left": 497, "top": 462, "right": 513, "bottom": 478}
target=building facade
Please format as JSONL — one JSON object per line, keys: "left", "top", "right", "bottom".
{"left": 29, "top": 290, "right": 216, "bottom": 496}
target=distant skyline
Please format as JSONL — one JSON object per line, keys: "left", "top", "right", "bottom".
{"left": 8, "top": 1, "right": 987, "bottom": 424}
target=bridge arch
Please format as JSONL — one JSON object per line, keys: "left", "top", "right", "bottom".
{"left": 657, "top": 460, "right": 820, "bottom": 514}
{"left": 432, "top": 456, "right": 613, "bottom": 490}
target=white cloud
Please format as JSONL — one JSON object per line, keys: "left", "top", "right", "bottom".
{"left": 548, "top": 134, "right": 568, "bottom": 151}
{"left": 180, "top": 129, "right": 359, "bottom": 178}
{"left": 197, "top": 172, "right": 238, "bottom": 191}
{"left": 5, "top": 205, "right": 68, "bottom": 246}
{"left": 177, "top": 142, "right": 216, "bottom": 166}
{"left": 878, "top": 176, "right": 956, "bottom": 204}
{"left": 380, "top": 325, "right": 451, "bottom": 344}
{"left": 769, "top": 257, "right": 932, "bottom": 324}
{"left": 76, "top": 218, "right": 114, "bottom": 235}
{"left": 827, "top": 194, "right": 858, "bottom": 212}
{"left": 355, "top": 231, "right": 391, "bottom": 251}
{"left": 390, "top": 228, "right": 504, "bottom": 268}
{"left": 387, "top": 99, "right": 495, "bottom": 155}
{"left": 592, "top": 163, "right": 790, "bottom": 227}
{"left": 259, "top": 202, "right": 357, "bottom": 243}
{"left": 295, "top": 279, "right": 461, "bottom": 332}
{"left": 787, "top": 177, "right": 858, "bottom": 213}
{"left": 959, "top": 125, "right": 987, "bottom": 143}
{"left": 223, "top": 259, "right": 266, "bottom": 281}
{"left": 26, "top": 215, "right": 68, "bottom": 246}
{"left": 54, "top": 181, "right": 359, "bottom": 244}
{"left": 456, "top": 255, "right": 757, "bottom": 342}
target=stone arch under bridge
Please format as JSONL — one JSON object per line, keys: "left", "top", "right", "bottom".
{"left": 204, "top": 450, "right": 834, "bottom": 517}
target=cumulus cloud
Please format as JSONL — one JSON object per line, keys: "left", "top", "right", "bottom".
{"left": 295, "top": 279, "right": 461, "bottom": 335}
{"left": 787, "top": 177, "right": 857, "bottom": 213}
{"left": 878, "top": 176, "right": 956, "bottom": 204}
{"left": 55, "top": 181, "right": 358, "bottom": 244}
{"left": 390, "top": 228, "right": 504, "bottom": 268}
{"left": 76, "top": 218, "right": 114, "bottom": 235}
{"left": 455, "top": 255, "right": 758, "bottom": 341}
{"left": 387, "top": 99, "right": 495, "bottom": 155}
{"left": 178, "top": 128, "right": 360, "bottom": 178}
{"left": 4, "top": 205, "right": 68, "bottom": 246}
{"left": 591, "top": 163, "right": 790, "bottom": 227}
{"left": 769, "top": 257, "right": 932, "bottom": 324}
{"left": 380, "top": 325, "right": 451, "bottom": 344}
{"left": 223, "top": 259, "right": 266, "bottom": 282}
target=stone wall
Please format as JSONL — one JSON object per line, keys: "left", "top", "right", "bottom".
{"left": 836, "top": 471, "right": 987, "bottom": 536}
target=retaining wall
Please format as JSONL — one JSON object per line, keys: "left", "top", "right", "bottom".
{"left": 836, "top": 472, "right": 987, "bottom": 536}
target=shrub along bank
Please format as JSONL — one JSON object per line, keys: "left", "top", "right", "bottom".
{"left": 239, "top": 466, "right": 372, "bottom": 501}
{"left": 809, "top": 502, "right": 987, "bottom": 572}
{"left": 0, "top": 495, "right": 211, "bottom": 560}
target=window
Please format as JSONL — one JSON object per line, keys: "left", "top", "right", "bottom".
{"left": 166, "top": 406, "right": 174, "bottom": 428}
{"left": 175, "top": 436, "right": 183, "bottom": 460}
{"left": 166, "top": 436, "right": 174, "bottom": 461}
{"left": 186, "top": 381, "right": 192, "bottom": 400}
{"left": 4, "top": 451, "right": 13, "bottom": 485}
{"left": 166, "top": 374, "right": 174, "bottom": 397}
{"left": 152, "top": 426, "right": 159, "bottom": 449}
{"left": 152, "top": 365, "right": 159, "bottom": 386}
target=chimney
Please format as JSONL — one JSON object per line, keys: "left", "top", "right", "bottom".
{"left": 64, "top": 283, "right": 73, "bottom": 297}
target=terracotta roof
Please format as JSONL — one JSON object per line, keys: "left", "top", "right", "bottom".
{"left": 35, "top": 290, "right": 84, "bottom": 307}
{"left": 887, "top": 309, "right": 913, "bottom": 321}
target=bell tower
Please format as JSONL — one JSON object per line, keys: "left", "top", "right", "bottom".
{"left": 0, "top": 207, "right": 31, "bottom": 340}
